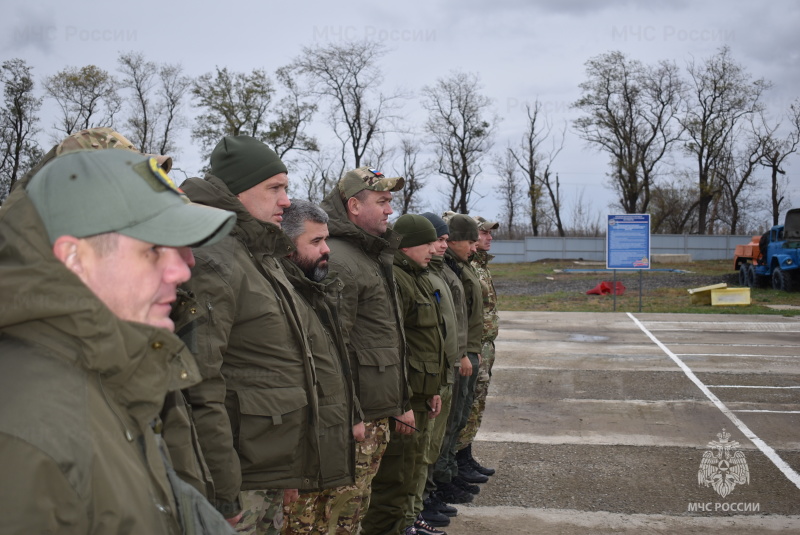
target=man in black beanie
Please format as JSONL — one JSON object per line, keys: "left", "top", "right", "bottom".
{"left": 177, "top": 136, "right": 327, "bottom": 535}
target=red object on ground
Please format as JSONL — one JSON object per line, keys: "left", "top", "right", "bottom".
{"left": 586, "top": 281, "right": 626, "bottom": 296}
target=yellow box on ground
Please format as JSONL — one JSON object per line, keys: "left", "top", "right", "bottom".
{"left": 711, "top": 287, "right": 751, "bottom": 306}
{"left": 687, "top": 283, "right": 728, "bottom": 305}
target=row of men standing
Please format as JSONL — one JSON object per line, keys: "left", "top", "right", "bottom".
{"left": 0, "top": 128, "right": 500, "bottom": 535}
{"left": 178, "top": 135, "right": 501, "bottom": 535}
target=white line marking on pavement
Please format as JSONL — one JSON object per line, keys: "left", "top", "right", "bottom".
{"left": 628, "top": 312, "right": 800, "bottom": 490}
{"left": 733, "top": 410, "right": 800, "bottom": 414}
{"left": 677, "top": 353, "right": 799, "bottom": 358}
{"left": 708, "top": 385, "right": 800, "bottom": 389}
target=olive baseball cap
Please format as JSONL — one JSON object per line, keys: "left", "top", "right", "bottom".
{"left": 27, "top": 150, "right": 236, "bottom": 247}
{"left": 56, "top": 127, "right": 173, "bottom": 173}
{"left": 473, "top": 215, "right": 499, "bottom": 231}
{"left": 338, "top": 166, "right": 404, "bottom": 200}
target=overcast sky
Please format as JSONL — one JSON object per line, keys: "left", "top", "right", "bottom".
{"left": 3, "top": 0, "right": 800, "bottom": 228}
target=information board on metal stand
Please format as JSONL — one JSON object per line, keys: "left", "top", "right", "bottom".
{"left": 606, "top": 214, "right": 650, "bottom": 311}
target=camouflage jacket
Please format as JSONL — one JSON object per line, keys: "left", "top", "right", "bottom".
{"left": 471, "top": 249, "right": 499, "bottom": 343}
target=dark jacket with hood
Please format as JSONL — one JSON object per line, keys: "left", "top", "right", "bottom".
{"left": 179, "top": 175, "right": 325, "bottom": 517}
{"left": 320, "top": 188, "right": 409, "bottom": 422}
{"left": 393, "top": 251, "right": 447, "bottom": 411}
{"left": 280, "top": 258, "right": 356, "bottom": 487}
{"left": 0, "top": 164, "right": 202, "bottom": 534}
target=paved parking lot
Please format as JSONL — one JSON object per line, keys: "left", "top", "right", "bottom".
{"left": 446, "top": 312, "right": 800, "bottom": 534}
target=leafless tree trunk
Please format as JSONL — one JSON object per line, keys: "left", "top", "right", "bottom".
{"left": 754, "top": 101, "right": 800, "bottom": 225}
{"left": 291, "top": 41, "right": 403, "bottom": 171}
{"left": 0, "top": 58, "right": 42, "bottom": 203}
{"left": 680, "top": 46, "right": 769, "bottom": 234}
{"left": 391, "top": 138, "right": 429, "bottom": 215}
{"left": 573, "top": 51, "right": 683, "bottom": 215}
{"left": 422, "top": 70, "right": 497, "bottom": 213}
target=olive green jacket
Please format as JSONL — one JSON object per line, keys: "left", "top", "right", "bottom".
{"left": 320, "top": 189, "right": 409, "bottom": 422}
{"left": 280, "top": 258, "right": 357, "bottom": 488}
{"left": 445, "top": 249, "right": 483, "bottom": 354}
{"left": 424, "top": 256, "right": 464, "bottom": 383}
{"left": 393, "top": 251, "right": 447, "bottom": 411}
{"left": 0, "top": 170, "right": 202, "bottom": 534}
{"left": 179, "top": 176, "right": 323, "bottom": 517}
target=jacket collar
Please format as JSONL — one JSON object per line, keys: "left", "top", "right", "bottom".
{"left": 181, "top": 175, "right": 295, "bottom": 257}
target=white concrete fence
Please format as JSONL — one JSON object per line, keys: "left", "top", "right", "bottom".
{"left": 491, "top": 234, "right": 753, "bottom": 264}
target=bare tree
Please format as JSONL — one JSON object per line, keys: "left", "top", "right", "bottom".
{"left": 118, "top": 52, "right": 191, "bottom": 156}
{"left": 509, "top": 100, "right": 566, "bottom": 236}
{"left": 0, "top": 58, "right": 42, "bottom": 203}
{"left": 422, "top": 70, "right": 497, "bottom": 213}
{"left": 391, "top": 138, "right": 429, "bottom": 215}
{"left": 754, "top": 101, "right": 800, "bottom": 225}
{"left": 494, "top": 148, "right": 522, "bottom": 236}
{"left": 680, "top": 46, "right": 769, "bottom": 234}
{"left": 292, "top": 148, "right": 338, "bottom": 203}
{"left": 44, "top": 65, "right": 121, "bottom": 138}
{"left": 265, "top": 66, "right": 318, "bottom": 159}
{"left": 649, "top": 176, "right": 699, "bottom": 234}
{"left": 291, "top": 41, "right": 403, "bottom": 170}
{"left": 191, "top": 67, "right": 274, "bottom": 159}
{"left": 715, "top": 130, "right": 762, "bottom": 234}
{"left": 573, "top": 51, "right": 683, "bottom": 215}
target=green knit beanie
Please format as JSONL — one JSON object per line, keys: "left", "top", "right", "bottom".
{"left": 446, "top": 214, "right": 479, "bottom": 241}
{"left": 394, "top": 214, "right": 437, "bottom": 248}
{"left": 210, "top": 135, "right": 288, "bottom": 194}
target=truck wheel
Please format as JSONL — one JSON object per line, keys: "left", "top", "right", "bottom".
{"left": 772, "top": 267, "right": 794, "bottom": 292}
{"left": 739, "top": 264, "right": 749, "bottom": 286}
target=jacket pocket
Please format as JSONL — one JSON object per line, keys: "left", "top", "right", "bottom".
{"left": 407, "top": 357, "right": 441, "bottom": 398}
{"left": 231, "top": 387, "right": 308, "bottom": 471}
{"left": 353, "top": 347, "right": 402, "bottom": 415}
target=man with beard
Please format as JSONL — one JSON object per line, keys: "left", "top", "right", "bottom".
{"left": 279, "top": 199, "right": 359, "bottom": 534}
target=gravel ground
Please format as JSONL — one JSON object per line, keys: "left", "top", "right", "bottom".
{"left": 495, "top": 268, "right": 739, "bottom": 296}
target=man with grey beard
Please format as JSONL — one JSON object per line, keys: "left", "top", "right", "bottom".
{"left": 280, "top": 199, "right": 362, "bottom": 535}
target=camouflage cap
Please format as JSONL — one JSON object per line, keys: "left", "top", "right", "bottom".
{"left": 473, "top": 215, "right": 499, "bottom": 231}
{"left": 338, "top": 165, "right": 404, "bottom": 200}
{"left": 56, "top": 127, "right": 173, "bottom": 173}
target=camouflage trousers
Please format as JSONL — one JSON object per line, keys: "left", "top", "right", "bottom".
{"left": 282, "top": 486, "right": 341, "bottom": 535}
{"left": 326, "top": 417, "right": 389, "bottom": 534}
{"left": 457, "top": 340, "right": 495, "bottom": 451}
{"left": 236, "top": 489, "right": 284, "bottom": 535}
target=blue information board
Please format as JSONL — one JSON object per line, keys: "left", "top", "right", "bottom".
{"left": 606, "top": 214, "right": 650, "bottom": 270}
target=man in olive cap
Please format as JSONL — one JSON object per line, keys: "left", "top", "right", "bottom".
{"left": 320, "top": 166, "right": 415, "bottom": 533}
{"left": 366, "top": 213, "right": 447, "bottom": 535}
{"left": 0, "top": 149, "right": 236, "bottom": 534}
{"left": 178, "top": 136, "right": 328, "bottom": 534}
{"left": 456, "top": 216, "right": 501, "bottom": 479}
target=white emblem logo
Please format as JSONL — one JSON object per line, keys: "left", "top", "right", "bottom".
{"left": 698, "top": 428, "right": 750, "bottom": 498}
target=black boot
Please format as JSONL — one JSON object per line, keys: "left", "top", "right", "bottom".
{"left": 465, "top": 443, "right": 496, "bottom": 476}
{"left": 456, "top": 447, "right": 489, "bottom": 483}
{"left": 421, "top": 498, "right": 451, "bottom": 527}
{"left": 429, "top": 491, "right": 458, "bottom": 517}
{"left": 452, "top": 475, "right": 480, "bottom": 495}
{"left": 435, "top": 480, "right": 473, "bottom": 504}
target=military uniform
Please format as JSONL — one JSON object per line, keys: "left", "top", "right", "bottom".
{"left": 320, "top": 177, "right": 408, "bottom": 533}
{"left": 457, "top": 248, "right": 499, "bottom": 450}
{"left": 279, "top": 258, "right": 357, "bottom": 535}
{"left": 180, "top": 175, "right": 329, "bottom": 532}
